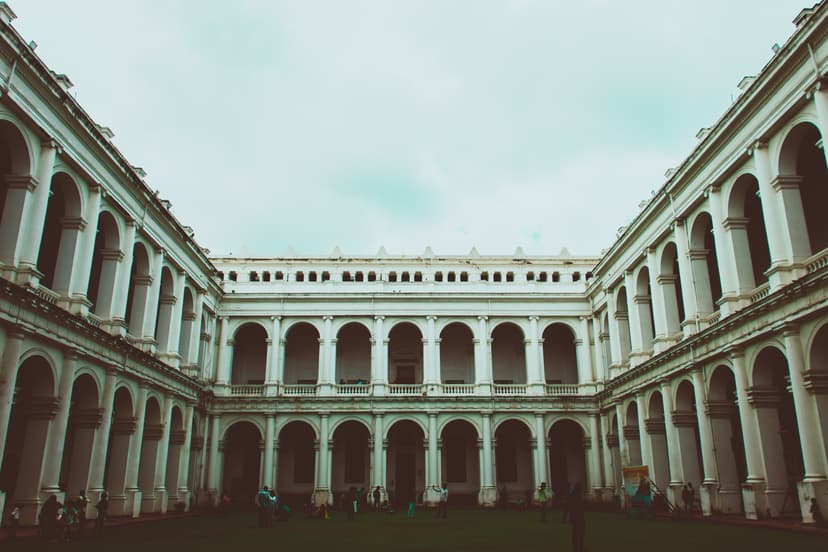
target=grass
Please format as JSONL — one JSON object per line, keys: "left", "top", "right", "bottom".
{"left": 4, "top": 508, "right": 823, "bottom": 552}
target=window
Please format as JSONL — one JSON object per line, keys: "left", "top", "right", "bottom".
{"left": 493, "top": 272, "right": 502, "bottom": 282}
{"left": 460, "top": 271, "right": 468, "bottom": 282}
{"left": 527, "top": 271, "right": 535, "bottom": 281}
{"left": 480, "top": 271, "right": 489, "bottom": 281}
{"left": 295, "top": 271, "right": 304, "bottom": 282}
{"left": 343, "top": 271, "right": 352, "bottom": 282}
{"left": 506, "top": 271, "right": 514, "bottom": 282}
{"left": 414, "top": 271, "right": 423, "bottom": 282}
{"left": 262, "top": 271, "right": 271, "bottom": 282}
{"left": 552, "top": 271, "right": 560, "bottom": 283}
{"left": 249, "top": 271, "right": 259, "bottom": 282}
{"left": 368, "top": 271, "right": 377, "bottom": 282}
{"left": 308, "top": 271, "right": 318, "bottom": 282}
{"left": 538, "top": 272, "right": 547, "bottom": 282}
{"left": 275, "top": 271, "right": 284, "bottom": 281}
{"left": 355, "top": 271, "right": 364, "bottom": 282}
{"left": 389, "top": 271, "right": 398, "bottom": 282}
{"left": 585, "top": 271, "right": 594, "bottom": 281}
{"left": 217, "top": 271, "right": 224, "bottom": 280}
{"left": 447, "top": 272, "right": 456, "bottom": 282}
{"left": 401, "top": 271, "right": 410, "bottom": 282}
{"left": 435, "top": 272, "right": 444, "bottom": 282}
{"left": 321, "top": 271, "right": 330, "bottom": 282}
{"left": 572, "top": 271, "right": 581, "bottom": 282}
{"left": 229, "top": 271, "right": 237, "bottom": 282}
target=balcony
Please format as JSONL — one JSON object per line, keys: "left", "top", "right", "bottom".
{"left": 441, "top": 383, "right": 475, "bottom": 395}
{"left": 228, "top": 385, "right": 264, "bottom": 397}
{"left": 387, "top": 384, "right": 426, "bottom": 396}
{"left": 545, "top": 384, "right": 579, "bottom": 396}
{"left": 336, "top": 384, "right": 370, "bottom": 396}
{"left": 280, "top": 384, "right": 317, "bottom": 397}
{"left": 493, "top": 384, "right": 528, "bottom": 396}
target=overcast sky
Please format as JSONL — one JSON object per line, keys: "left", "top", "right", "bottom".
{"left": 12, "top": 1, "right": 810, "bottom": 257}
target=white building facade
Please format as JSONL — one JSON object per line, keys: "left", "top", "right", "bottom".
{"left": 0, "top": 0, "right": 826, "bottom": 526}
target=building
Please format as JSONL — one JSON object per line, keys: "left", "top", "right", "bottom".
{"left": 0, "top": 0, "right": 826, "bottom": 526}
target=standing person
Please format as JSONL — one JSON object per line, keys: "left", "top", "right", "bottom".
{"left": 77, "top": 490, "right": 89, "bottom": 537}
{"left": 6, "top": 504, "right": 21, "bottom": 541}
{"left": 686, "top": 483, "right": 695, "bottom": 514}
{"left": 407, "top": 497, "right": 416, "bottom": 519}
{"left": 39, "top": 495, "right": 59, "bottom": 541}
{"left": 499, "top": 485, "right": 508, "bottom": 511}
{"left": 95, "top": 491, "right": 109, "bottom": 534}
{"left": 565, "top": 482, "right": 586, "bottom": 552}
{"left": 435, "top": 483, "right": 448, "bottom": 519}
{"left": 256, "top": 486, "right": 271, "bottom": 528}
{"left": 537, "top": 482, "right": 548, "bottom": 522}
{"left": 347, "top": 487, "right": 356, "bottom": 521}
{"left": 373, "top": 486, "right": 381, "bottom": 512}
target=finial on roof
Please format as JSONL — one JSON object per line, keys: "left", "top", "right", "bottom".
{"left": 559, "top": 247, "right": 571, "bottom": 257}
{"left": 423, "top": 246, "right": 434, "bottom": 258}
{"left": 331, "top": 246, "right": 342, "bottom": 258}
{"left": 513, "top": 246, "right": 526, "bottom": 259}
{"left": 285, "top": 246, "right": 297, "bottom": 257}
{"left": 468, "top": 246, "right": 480, "bottom": 257}
{"left": 377, "top": 246, "right": 388, "bottom": 258}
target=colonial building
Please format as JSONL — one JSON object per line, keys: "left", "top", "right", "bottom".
{"left": 0, "top": 0, "right": 826, "bottom": 527}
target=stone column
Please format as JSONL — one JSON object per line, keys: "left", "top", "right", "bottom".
{"left": 813, "top": 85, "right": 828, "bottom": 166}
{"left": 371, "top": 315, "right": 386, "bottom": 396}
{"left": 605, "top": 288, "right": 623, "bottom": 369}
{"left": 705, "top": 184, "right": 741, "bottom": 313}
{"left": 67, "top": 183, "right": 102, "bottom": 315}
{"left": 635, "top": 393, "right": 653, "bottom": 471}
{"left": 660, "top": 379, "right": 684, "bottom": 505}
{"left": 141, "top": 248, "right": 164, "bottom": 349}
{"left": 206, "top": 415, "right": 220, "bottom": 501}
{"left": 525, "top": 316, "right": 543, "bottom": 394}
{"left": 184, "top": 291, "right": 204, "bottom": 372}
{"left": 12, "top": 140, "right": 57, "bottom": 279}
{"left": 160, "top": 270, "right": 186, "bottom": 368}
{"left": 176, "top": 404, "right": 195, "bottom": 510}
{"left": 533, "top": 413, "right": 549, "bottom": 495}
{"left": 85, "top": 370, "right": 117, "bottom": 518}
{"left": 474, "top": 316, "right": 492, "bottom": 395}
{"left": 576, "top": 316, "right": 594, "bottom": 386}
{"left": 782, "top": 325, "right": 828, "bottom": 522}
{"left": 645, "top": 248, "right": 672, "bottom": 352}
{"left": 124, "top": 385, "right": 148, "bottom": 516}
{"left": 731, "top": 349, "right": 767, "bottom": 519}
{"left": 588, "top": 413, "right": 603, "bottom": 498}
{"left": 262, "top": 413, "right": 275, "bottom": 488}
{"left": 614, "top": 403, "right": 629, "bottom": 466}
{"left": 372, "top": 413, "right": 384, "bottom": 499}
{"left": 152, "top": 396, "right": 173, "bottom": 513}
{"left": 424, "top": 315, "right": 438, "bottom": 386}
{"left": 266, "top": 316, "right": 282, "bottom": 393}
{"left": 108, "top": 219, "right": 136, "bottom": 335}
{"left": 591, "top": 316, "right": 606, "bottom": 381}
{"left": 216, "top": 317, "right": 232, "bottom": 385}
{"left": 673, "top": 218, "right": 699, "bottom": 336}
{"left": 623, "top": 270, "right": 646, "bottom": 363}
{"left": 314, "top": 413, "right": 330, "bottom": 504}
{"left": 39, "top": 350, "right": 77, "bottom": 497}
{"left": 479, "top": 412, "right": 496, "bottom": 505}
{"left": 425, "top": 412, "right": 440, "bottom": 505}
{"left": 0, "top": 330, "right": 25, "bottom": 464}
{"left": 691, "top": 368, "right": 718, "bottom": 515}
{"left": 600, "top": 412, "right": 617, "bottom": 493}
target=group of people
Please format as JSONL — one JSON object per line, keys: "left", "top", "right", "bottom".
{"left": 20, "top": 490, "right": 108, "bottom": 542}
{"left": 254, "top": 486, "right": 292, "bottom": 527}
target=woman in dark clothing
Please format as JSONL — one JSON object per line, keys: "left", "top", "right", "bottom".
{"left": 565, "top": 483, "right": 586, "bottom": 552}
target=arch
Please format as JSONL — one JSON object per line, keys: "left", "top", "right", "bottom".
{"left": 332, "top": 319, "right": 372, "bottom": 340}
{"left": 283, "top": 322, "right": 320, "bottom": 384}
{"left": 807, "top": 323, "right": 828, "bottom": 459}
{"left": 493, "top": 416, "right": 536, "bottom": 440}
{"left": 491, "top": 322, "right": 526, "bottom": 384}
{"left": 673, "top": 379, "right": 704, "bottom": 496}
{"left": 335, "top": 322, "right": 371, "bottom": 384}
{"left": 634, "top": 267, "right": 655, "bottom": 352}
{"left": 689, "top": 211, "right": 723, "bottom": 315}
{"left": 659, "top": 242, "right": 685, "bottom": 333}
{"left": 277, "top": 420, "right": 316, "bottom": 500}
{"left": 104, "top": 385, "right": 135, "bottom": 513}
{"left": 727, "top": 173, "right": 771, "bottom": 289}
{"left": 231, "top": 322, "right": 268, "bottom": 385}
{"left": 440, "top": 419, "right": 480, "bottom": 504}
{"left": 382, "top": 415, "right": 427, "bottom": 441}
{"left": 60, "top": 373, "right": 101, "bottom": 501}
{"left": 495, "top": 419, "right": 534, "bottom": 498}
{"left": 548, "top": 419, "right": 586, "bottom": 500}
{"left": 542, "top": 322, "right": 578, "bottom": 384}
{"left": 222, "top": 421, "right": 263, "bottom": 502}
{"left": 624, "top": 400, "right": 643, "bottom": 465}
{"left": 388, "top": 322, "right": 423, "bottom": 385}
{"left": 36, "top": 171, "right": 83, "bottom": 291}
{"left": 331, "top": 420, "right": 371, "bottom": 495}
{"left": 329, "top": 416, "right": 373, "bottom": 439}
{"left": 0, "top": 120, "right": 33, "bottom": 262}
{"left": 154, "top": 266, "right": 176, "bottom": 352}
{"left": 439, "top": 322, "right": 474, "bottom": 384}
{"left": 706, "top": 364, "right": 747, "bottom": 513}
{"left": 615, "top": 287, "right": 632, "bottom": 363}
{"left": 125, "top": 242, "right": 152, "bottom": 337}
{"left": 386, "top": 420, "right": 426, "bottom": 505}
{"left": 645, "top": 389, "right": 671, "bottom": 491}
{"left": 778, "top": 121, "right": 828, "bottom": 254}
{"left": 87, "top": 210, "right": 122, "bottom": 316}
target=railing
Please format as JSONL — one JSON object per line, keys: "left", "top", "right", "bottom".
{"left": 86, "top": 313, "right": 103, "bottom": 328}
{"left": 749, "top": 282, "right": 770, "bottom": 303}
{"left": 806, "top": 247, "right": 828, "bottom": 273}
{"left": 442, "top": 383, "right": 475, "bottom": 395}
{"left": 280, "top": 384, "right": 317, "bottom": 397}
{"left": 493, "top": 384, "right": 528, "bottom": 396}
{"left": 30, "top": 286, "right": 58, "bottom": 304}
{"left": 703, "top": 311, "right": 721, "bottom": 325}
{"left": 387, "top": 384, "right": 425, "bottom": 396}
{"left": 336, "top": 384, "right": 370, "bottom": 396}
{"left": 228, "top": 385, "right": 264, "bottom": 397}
{"left": 545, "top": 384, "right": 579, "bottom": 396}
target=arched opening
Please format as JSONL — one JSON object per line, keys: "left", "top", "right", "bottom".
{"left": 0, "top": 120, "right": 32, "bottom": 263}
{"left": 335, "top": 323, "right": 371, "bottom": 384}
{"left": 728, "top": 174, "right": 771, "bottom": 289}
{"left": 807, "top": 324, "right": 828, "bottom": 457}
{"left": 86, "top": 211, "right": 121, "bottom": 317}
{"left": 331, "top": 421, "right": 370, "bottom": 499}
{"left": 277, "top": 421, "right": 316, "bottom": 504}
{"left": 689, "top": 212, "right": 723, "bottom": 315}
{"left": 154, "top": 267, "right": 175, "bottom": 352}
{"left": 440, "top": 420, "right": 479, "bottom": 505}
{"left": 187, "top": 415, "right": 203, "bottom": 502}
{"left": 707, "top": 365, "right": 746, "bottom": 513}
{"left": 178, "top": 288, "right": 195, "bottom": 363}
{"left": 635, "top": 268, "right": 655, "bottom": 352}
{"left": 222, "top": 422, "right": 262, "bottom": 503}
{"left": 645, "top": 391, "right": 670, "bottom": 492}
{"left": 674, "top": 380, "right": 704, "bottom": 497}
{"left": 491, "top": 323, "right": 526, "bottom": 384}
{"left": 624, "top": 402, "right": 642, "bottom": 465}
{"left": 752, "top": 347, "right": 804, "bottom": 517}
{"left": 0, "top": 356, "right": 54, "bottom": 520}
{"left": 615, "top": 288, "right": 632, "bottom": 364}
{"left": 103, "top": 386, "right": 134, "bottom": 516}
{"left": 659, "top": 243, "right": 685, "bottom": 334}
{"left": 600, "top": 314, "right": 611, "bottom": 374}
{"left": 607, "top": 414, "right": 622, "bottom": 491}
{"left": 388, "top": 323, "right": 423, "bottom": 385}
{"left": 231, "top": 323, "right": 267, "bottom": 385}
{"left": 439, "top": 323, "right": 474, "bottom": 384}
{"left": 386, "top": 420, "right": 425, "bottom": 507}
{"left": 548, "top": 420, "right": 586, "bottom": 502}
{"left": 542, "top": 323, "right": 578, "bottom": 384}
{"left": 36, "top": 172, "right": 82, "bottom": 292}
{"left": 165, "top": 407, "right": 185, "bottom": 510}
{"left": 283, "top": 323, "right": 320, "bottom": 384}
{"left": 59, "top": 374, "right": 100, "bottom": 500}
{"left": 137, "top": 398, "right": 162, "bottom": 512}
{"left": 125, "top": 243, "right": 151, "bottom": 338}
{"left": 495, "top": 420, "right": 533, "bottom": 503}
{"left": 779, "top": 122, "right": 828, "bottom": 254}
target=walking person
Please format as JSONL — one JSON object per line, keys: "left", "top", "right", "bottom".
{"left": 565, "top": 483, "right": 586, "bottom": 552}
{"left": 6, "top": 504, "right": 21, "bottom": 541}
{"left": 537, "top": 482, "right": 548, "bottom": 522}
{"left": 95, "top": 491, "right": 109, "bottom": 534}
{"left": 435, "top": 483, "right": 448, "bottom": 519}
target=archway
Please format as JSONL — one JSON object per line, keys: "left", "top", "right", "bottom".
{"left": 125, "top": 243, "right": 151, "bottom": 338}
{"left": 440, "top": 420, "right": 480, "bottom": 504}
{"left": 154, "top": 267, "right": 175, "bottom": 352}
{"left": 331, "top": 421, "right": 370, "bottom": 500}
{"left": 542, "top": 323, "right": 578, "bottom": 384}
{"left": 231, "top": 323, "right": 267, "bottom": 385}
{"left": 335, "top": 323, "right": 371, "bottom": 384}
{"left": 728, "top": 174, "right": 771, "bottom": 289}
{"left": 492, "top": 323, "right": 526, "bottom": 384}
{"left": 283, "top": 323, "right": 320, "bottom": 384}
{"left": 222, "top": 421, "right": 262, "bottom": 503}
{"left": 689, "top": 212, "right": 723, "bottom": 315}
{"left": 673, "top": 380, "right": 703, "bottom": 495}
{"left": 164, "top": 406, "right": 185, "bottom": 509}
{"left": 388, "top": 323, "right": 423, "bottom": 385}
{"left": 86, "top": 211, "right": 121, "bottom": 318}
{"left": 439, "top": 323, "right": 474, "bottom": 385}
{"left": 635, "top": 268, "right": 655, "bottom": 352}
{"left": 386, "top": 420, "right": 425, "bottom": 506}
{"left": 707, "top": 365, "right": 746, "bottom": 513}
{"left": 646, "top": 391, "right": 671, "bottom": 492}
{"left": 0, "top": 120, "right": 33, "bottom": 263}
{"left": 36, "top": 172, "right": 82, "bottom": 292}
{"left": 495, "top": 420, "right": 533, "bottom": 503}
{"left": 59, "top": 374, "right": 100, "bottom": 499}
{"left": 548, "top": 420, "right": 586, "bottom": 503}
{"left": 277, "top": 421, "right": 316, "bottom": 504}
{"left": 624, "top": 402, "right": 642, "bottom": 465}
{"left": 137, "top": 398, "right": 162, "bottom": 512}
{"left": 103, "top": 386, "right": 135, "bottom": 516}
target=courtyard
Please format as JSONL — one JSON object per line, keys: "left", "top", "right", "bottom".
{"left": 3, "top": 509, "right": 824, "bottom": 551}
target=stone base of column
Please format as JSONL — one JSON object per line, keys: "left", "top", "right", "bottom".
{"left": 108, "top": 493, "right": 130, "bottom": 517}
{"left": 103, "top": 317, "right": 128, "bottom": 337}
{"left": 680, "top": 319, "right": 699, "bottom": 339}
{"left": 528, "top": 383, "right": 545, "bottom": 396}
{"left": 666, "top": 483, "right": 683, "bottom": 510}
{"left": 313, "top": 488, "right": 331, "bottom": 506}
{"left": 0, "top": 491, "right": 5, "bottom": 527}
{"left": 317, "top": 383, "right": 335, "bottom": 397}
{"left": 13, "top": 263, "right": 42, "bottom": 288}
{"left": 478, "top": 486, "right": 497, "bottom": 507}
{"left": 653, "top": 335, "right": 680, "bottom": 354}
{"left": 423, "top": 486, "right": 441, "bottom": 507}
{"left": 628, "top": 351, "right": 649, "bottom": 368}
{"left": 85, "top": 489, "right": 106, "bottom": 520}
{"left": 475, "top": 383, "right": 492, "bottom": 396}
{"left": 174, "top": 489, "right": 191, "bottom": 512}
{"left": 798, "top": 479, "right": 828, "bottom": 524}
{"left": 371, "top": 382, "right": 386, "bottom": 397}
{"left": 128, "top": 489, "right": 145, "bottom": 518}
{"left": 264, "top": 383, "right": 279, "bottom": 397}
{"left": 182, "top": 365, "right": 200, "bottom": 378}
{"left": 154, "top": 489, "right": 169, "bottom": 514}
{"left": 741, "top": 481, "right": 767, "bottom": 520}
{"left": 717, "top": 293, "right": 748, "bottom": 316}
{"left": 700, "top": 481, "right": 718, "bottom": 516}
{"left": 63, "top": 294, "right": 92, "bottom": 316}
{"left": 156, "top": 352, "right": 181, "bottom": 371}
{"left": 133, "top": 338, "right": 157, "bottom": 355}
{"left": 196, "top": 489, "right": 217, "bottom": 508}
{"left": 766, "top": 262, "right": 798, "bottom": 292}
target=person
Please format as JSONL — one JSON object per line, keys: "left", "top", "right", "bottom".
{"left": 95, "top": 491, "right": 109, "bottom": 534}
{"left": 256, "top": 486, "right": 271, "bottom": 528}
{"left": 683, "top": 483, "right": 694, "bottom": 514}
{"left": 61, "top": 500, "right": 78, "bottom": 542}
{"left": 7, "top": 504, "right": 21, "bottom": 541}
{"left": 537, "top": 482, "right": 548, "bottom": 522}
{"left": 347, "top": 487, "right": 357, "bottom": 520}
{"left": 77, "top": 490, "right": 89, "bottom": 537}
{"left": 407, "top": 497, "right": 416, "bottom": 519}
{"left": 435, "top": 483, "right": 448, "bottom": 519}
{"left": 373, "top": 486, "right": 382, "bottom": 512}
{"left": 565, "top": 482, "right": 586, "bottom": 552}
{"left": 499, "top": 485, "right": 508, "bottom": 511}
{"left": 811, "top": 498, "right": 824, "bottom": 527}
{"left": 39, "top": 495, "right": 59, "bottom": 541}
{"left": 268, "top": 489, "right": 278, "bottom": 524}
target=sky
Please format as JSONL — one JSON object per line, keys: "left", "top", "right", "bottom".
{"left": 12, "top": 1, "right": 812, "bottom": 258}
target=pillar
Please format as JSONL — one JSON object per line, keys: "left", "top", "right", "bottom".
{"left": 691, "top": 368, "right": 718, "bottom": 515}
{"left": 623, "top": 270, "right": 646, "bottom": 363}
{"left": 605, "top": 288, "right": 623, "bottom": 368}
{"left": 731, "top": 349, "right": 767, "bottom": 519}
{"left": 479, "top": 412, "right": 496, "bottom": 505}
{"left": 108, "top": 219, "right": 136, "bottom": 334}
{"left": 474, "top": 316, "right": 492, "bottom": 394}
{"left": 185, "top": 291, "right": 204, "bottom": 370}
{"left": 39, "top": 350, "right": 77, "bottom": 497}
{"left": 141, "top": 248, "right": 164, "bottom": 347}
{"left": 371, "top": 315, "right": 386, "bottom": 395}
{"left": 587, "top": 413, "right": 603, "bottom": 498}
{"left": 525, "top": 316, "right": 543, "bottom": 393}
{"left": 206, "top": 414, "right": 220, "bottom": 500}
{"left": 646, "top": 248, "right": 672, "bottom": 352}
{"left": 372, "top": 413, "right": 384, "bottom": 498}
{"left": 67, "top": 183, "right": 102, "bottom": 314}
{"left": 266, "top": 316, "right": 281, "bottom": 393}
{"left": 673, "top": 218, "right": 699, "bottom": 336}
{"left": 175, "top": 404, "right": 195, "bottom": 510}
{"left": 533, "top": 413, "right": 549, "bottom": 496}
{"left": 216, "top": 317, "right": 231, "bottom": 384}
{"left": 262, "top": 413, "right": 275, "bottom": 488}
{"left": 314, "top": 413, "right": 330, "bottom": 504}
{"left": 425, "top": 412, "right": 440, "bottom": 505}
{"left": 635, "top": 393, "right": 653, "bottom": 471}
{"left": 0, "top": 330, "right": 25, "bottom": 465}
{"left": 660, "top": 379, "right": 685, "bottom": 505}
{"left": 152, "top": 396, "right": 173, "bottom": 513}
{"left": 576, "top": 316, "right": 594, "bottom": 386}
{"left": 12, "top": 140, "right": 57, "bottom": 277}
{"left": 124, "top": 385, "right": 148, "bottom": 516}
{"left": 85, "top": 370, "right": 117, "bottom": 518}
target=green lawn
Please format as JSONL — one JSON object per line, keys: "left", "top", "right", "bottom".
{"left": 4, "top": 509, "right": 823, "bottom": 551}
